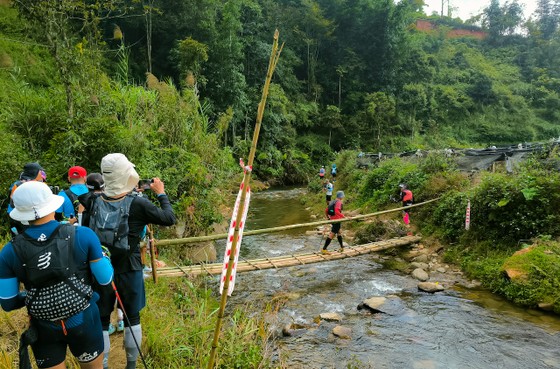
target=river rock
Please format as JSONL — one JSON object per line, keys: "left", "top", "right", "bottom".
{"left": 332, "top": 325, "right": 352, "bottom": 339}
{"left": 413, "top": 254, "right": 429, "bottom": 263}
{"left": 538, "top": 302, "right": 554, "bottom": 311}
{"left": 358, "top": 296, "right": 386, "bottom": 312}
{"left": 412, "top": 268, "right": 429, "bottom": 281}
{"left": 282, "top": 323, "right": 308, "bottom": 337}
{"left": 358, "top": 296, "right": 405, "bottom": 315}
{"left": 418, "top": 282, "right": 444, "bottom": 293}
{"left": 436, "top": 267, "right": 447, "bottom": 273}
{"left": 410, "top": 262, "right": 429, "bottom": 270}
{"left": 320, "top": 313, "right": 342, "bottom": 322}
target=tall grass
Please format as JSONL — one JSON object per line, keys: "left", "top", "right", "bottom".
{"left": 142, "top": 278, "right": 274, "bottom": 368}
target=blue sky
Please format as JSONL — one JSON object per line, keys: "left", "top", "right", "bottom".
{"left": 423, "top": 0, "right": 538, "bottom": 21}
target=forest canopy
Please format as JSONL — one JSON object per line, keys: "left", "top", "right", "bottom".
{"left": 1, "top": 0, "right": 560, "bottom": 188}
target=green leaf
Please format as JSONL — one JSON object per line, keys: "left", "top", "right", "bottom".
{"left": 497, "top": 198, "right": 510, "bottom": 207}
{"left": 521, "top": 188, "right": 538, "bottom": 201}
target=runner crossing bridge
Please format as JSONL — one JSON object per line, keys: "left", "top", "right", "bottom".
{"left": 151, "top": 235, "right": 421, "bottom": 278}
{"left": 144, "top": 199, "right": 438, "bottom": 281}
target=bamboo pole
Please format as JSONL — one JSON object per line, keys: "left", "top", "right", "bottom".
{"left": 147, "top": 225, "right": 158, "bottom": 283}
{"left": 152, "top": 198, "right": 439, "bottom": 246}
{"left": 207, "top": 30, "right": 283, "bottom": 369}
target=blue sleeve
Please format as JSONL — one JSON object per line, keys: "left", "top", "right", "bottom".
{"left": 90, "top": 258, "right": 113, "bottom": 285}
{"left": 0, "top": 243, "right": 25, "bottom": 311}
{"left": 56, "top": 192, "right": 74, "bottom": 216}
{"left": 75, "top": 227, "right": 113, "bottom": 285}
{"left": 75, "top": 227, "right": 103, "bottom": 260}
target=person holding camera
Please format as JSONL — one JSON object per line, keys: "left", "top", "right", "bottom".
{"left": 83, "top": 153, "right": 176, "bottom": 369}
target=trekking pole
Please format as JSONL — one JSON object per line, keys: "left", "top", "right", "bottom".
{"left": 207, "top": 30, "right": 283, "bottom": 369}
{"left": 111, "top": 281, "right": 149, "bottom": 369}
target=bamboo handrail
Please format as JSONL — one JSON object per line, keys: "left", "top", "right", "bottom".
{"left": 153, "top": 198, "right": 440, "bottom": 247}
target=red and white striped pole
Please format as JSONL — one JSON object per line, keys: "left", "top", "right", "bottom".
{"left": 220, "top": 172, "right": 251, "bottom": 296}
{"left": 465, "top": 199, "right": 471, "bottom": 230}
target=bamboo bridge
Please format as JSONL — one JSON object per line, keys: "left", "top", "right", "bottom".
{"left": 152, "top": 235, "right": 421, "bottom": 278}
{"left": 144, "top": 199, "right": 438, "bottom": 281}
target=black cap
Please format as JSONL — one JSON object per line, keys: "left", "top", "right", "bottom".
{"left": 86, "top": 173, "right": 105, "bottom": 191}
{"left": 20, "top": 162, "right": 44, "bottom": 181}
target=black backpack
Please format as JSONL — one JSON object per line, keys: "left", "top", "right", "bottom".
{"left": 327, "top": 200, "right": 337, "bottom": 216}
{"left": 12, "top": 224, "right": 93, "bottom": 321}
{"left": 63, "top": 189, "right": 81, "bottom": 217}
{"left": 89, "top": 194, "right": 135, "bottom": 258}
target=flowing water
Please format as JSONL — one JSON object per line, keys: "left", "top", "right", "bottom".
{"left": 216, "top": 188, "right": 560, "bottom": 369}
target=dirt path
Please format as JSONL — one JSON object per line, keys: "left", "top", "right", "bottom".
{"left": 107, "top": 331, "right": 128, "bottom": 368}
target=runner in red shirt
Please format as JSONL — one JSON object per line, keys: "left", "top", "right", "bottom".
{"left": 322, "top": 191, "right": 345, "bottom": 254}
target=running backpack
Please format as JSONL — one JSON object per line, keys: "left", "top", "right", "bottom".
{"left": 327, "top": 200, "right": 337, "bottom": 216}
{"left": 63, "top": 189, "right": 81, "bottom": 217}
{"left": 12, "top": 224, "right": 93, "bottom": 321}
{"left": 89, "top": 195, "right": 135, "bottom": 258}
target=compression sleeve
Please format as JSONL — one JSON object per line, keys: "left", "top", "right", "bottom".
{"left": 90, "top": 258, "right": 113, "bottom": 285}
{"left": 0, "top": 277, "right": 19, "bottom": 299}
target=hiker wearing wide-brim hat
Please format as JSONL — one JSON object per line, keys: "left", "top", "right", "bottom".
{"left": 322, "top": 190, "right": 346, "bottom": 254}
{"left": 82, "top": 153, "right": 176, "bottom": 369}
{"left": 0, "top": 181, "right": 114, "bottom": 369}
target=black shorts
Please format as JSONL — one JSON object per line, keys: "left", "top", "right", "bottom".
{"left": 96, "top": 270, "right": 145, "bottom": 328}
{"left": 330, "top": 222, "right": 341, "bottom": 234}
{"left": 31, "top": 302, "right": 103, "bottom": 367}
{"left": 326, "top": 194, "right": 332, "bottom": 202}
{"left": 331, "top": 172, "right": 337, "bottom": 178}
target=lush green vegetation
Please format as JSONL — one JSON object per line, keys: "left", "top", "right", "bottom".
{"left": 327, "top": 149, "right": 560, "bottom": 314}
{"left": 2, "top": 0, "right": 560, "bottom": 366}
{"left": 3, "top": 0, "right": 560, "bottom": 189}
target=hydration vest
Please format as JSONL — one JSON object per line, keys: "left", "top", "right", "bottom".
{"left": 12, "top": 224, "right": 92, "bottom": 321}
{"left": 89, "top": 194, "right": 134, "bottom": 258}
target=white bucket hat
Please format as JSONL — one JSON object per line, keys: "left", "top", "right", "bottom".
{"left": 10, "top": 181, "right": 64, "bottom": 222}
{"left": 101, "top": 153, "right": 139, "bottom": 197}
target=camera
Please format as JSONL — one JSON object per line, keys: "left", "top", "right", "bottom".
{"left": 138, "top": 179, "right": 154, "bottom": 190}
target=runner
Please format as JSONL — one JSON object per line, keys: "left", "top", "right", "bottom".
{"left": 0, "top": 181, "right": 113, "bottom": 369}
{"left": 322, "top": 191, "right": 345, "bottom": 254}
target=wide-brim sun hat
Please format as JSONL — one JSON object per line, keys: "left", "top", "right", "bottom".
{"left": 10, "top": 181, "right": 64, "bottom": 222}
{"left": 101, "top": 153, "right": 139, "bottom": 197}
{"left": 336, "top": 191, "right": 345, "bottom": 199}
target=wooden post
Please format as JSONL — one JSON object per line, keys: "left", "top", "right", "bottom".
{"left": 206, "top": 30, "right": 283, "bottom": 369}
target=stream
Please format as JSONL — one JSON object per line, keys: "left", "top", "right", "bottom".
{"left": 216, "top": 188, "right": 560, "bottom": 369}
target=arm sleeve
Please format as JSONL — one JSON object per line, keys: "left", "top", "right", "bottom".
{"left": 90, "top": 258, "right": 113, "bottom": 286}
{"left": 0, "top": 245, "right": 25, "bottom": 311}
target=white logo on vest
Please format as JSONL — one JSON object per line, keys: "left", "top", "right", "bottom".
{"left": 37, "top": 233, "right": 47, "bottom": 242}
{"left": 37, "top": 252, "right": 52, "bottom": 270}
